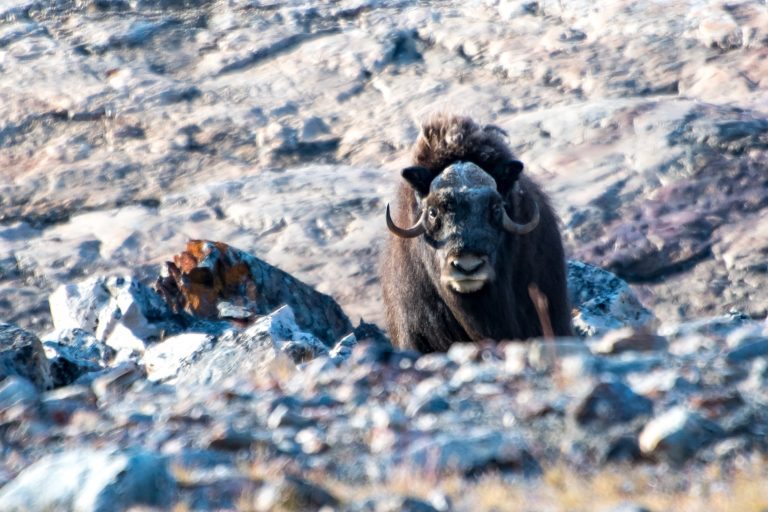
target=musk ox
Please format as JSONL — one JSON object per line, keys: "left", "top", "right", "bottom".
{"left": 380, "top": 114, "right": 572, "bottom": 352}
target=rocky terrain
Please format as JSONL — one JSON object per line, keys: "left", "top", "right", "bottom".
{"left": 1, "top": 0, "right": 768, "bottom": 510}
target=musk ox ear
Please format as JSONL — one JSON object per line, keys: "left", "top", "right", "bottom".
{"left": 495, "top": 160, "right": 524, "bottom": 193}
{"left": 401, "top": 166, "right": 433, "bottom": 197}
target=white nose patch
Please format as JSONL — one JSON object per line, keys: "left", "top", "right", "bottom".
{"left": 453, "top": 255, "right": 484, "bottom": 273}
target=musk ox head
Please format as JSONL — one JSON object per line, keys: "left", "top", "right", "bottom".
{"left": 386, "top": 160, "right": 540, "bottom": 294}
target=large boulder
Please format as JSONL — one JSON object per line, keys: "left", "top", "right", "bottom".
{"left": 0, "top": 449, "right": 175, "bottom": 512}
{"left": 155, "top": 240, "right": 353, "bottom": 345}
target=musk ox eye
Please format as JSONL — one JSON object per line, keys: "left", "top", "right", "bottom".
{"left": 428, "top": 207, "right": 439, "bottom": 219}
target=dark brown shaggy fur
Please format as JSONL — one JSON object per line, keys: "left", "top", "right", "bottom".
{"left": 381, "top": 114, "right": 572, "bottom": 352}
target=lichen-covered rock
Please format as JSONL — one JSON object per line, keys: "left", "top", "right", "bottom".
{"left": 567, "top": 261, "right": 655, "bottom": 337}
{"left": 0, "top": 449, "right": 175, "bottom": 512}
{"left": 0, "top": 323, "right": 51, "bottom": 390}
{"left": 155, "top": 240, "right": 352, "bottom": 345}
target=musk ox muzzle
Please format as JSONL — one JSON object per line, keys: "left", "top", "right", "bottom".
{"left": 441, "top": 253, "right": 495, "bottom": 293}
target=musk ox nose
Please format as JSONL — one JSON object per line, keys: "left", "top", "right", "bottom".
{"left": 450, "top": 255, "right": 485, "bottom": 275}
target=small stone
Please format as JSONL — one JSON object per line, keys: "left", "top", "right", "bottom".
{"left": 600, "top": 503, "right": 652, "bottom": 512}
{"left": 253, "top": 475, "right": 339, "bottom": 512}
{"left": 91, "top": 362, "right": 144, "bottom": 400}
{"left": 296, "top": 427, "right": 328, "bottom": 455}
{"left": 503, "top": 343, "right": 528, "bottom": 374}
{"left": 528, "top": 339, "right": 590, "bottom": 372}
{"left": 403, "top": 431, "right": 539, "bottom": 476}
{"left": 590, "top": 328, "right": 668, "bottom": 354}
{"left": 354, "top": 495, "right": 440, "bottom": 512}
{"left": 370, "top": 405, "right": 408, "bottom": 430}
{"left": 207, "top": 425, "right": 266, "bottom": 451}
{"left": 725, "top": 324, "right": 768, "bottom": 364}
{"left": 446, "top": 343, "right": 478, "bottom": 364}
{"left": 697, "top": 15, "right": 742, "bottom": 50}
{"left": 41, "top": 385, "right": 97, "bottom": 423}
{"left": 572, "top": 380, "right": 653, "bottom": 428}
{"left": 639, "top": 406, "right": 724, "bottom": 463}
{"left": 301, "top": 116, "right": 331, "bottom": 140}
{"left": 267, "top": 404, "right": 311, "bottom": 430}
{"left": 406, "top": 395, "right": 450, "bottom": 417}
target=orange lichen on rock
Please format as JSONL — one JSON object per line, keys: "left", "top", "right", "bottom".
{"left": 156, "top": 240, "right": 259, "bottom": 321}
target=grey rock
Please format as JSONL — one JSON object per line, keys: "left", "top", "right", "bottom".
{"left": 174, "top": 306, "right": 320, "bottom": 386}
{"left": 330, "top": 332, "right": 358, "bottom": 361}
{"left": 639, "top": 406, "right": 725, "bottom": 463}
{"left": 528, "top": 338, "right": 591, "bottom": 372}
{"left": 41, "top": 385, "right": 97, "bottom": 421}
{"left": 252, "top": 475, "right": 339, "bottom": 512}
{"left": 660, "top": 311, "right": 754, "bottom": 339}
{"left": 406, "top": 395, "right": 450, "bottom": 416}
{"left": 91, "top": 362, "right": 145, "bottom": 400}
{"left": 353, "top": 495, "right": 440, "bottom": 512}
{"left": 726, "top": 338, "right": 768, "bottom": 364}
{"left": 725, "top": 323, "right": 768, "bottom": 364}
{"left": 0, "top": 323, "right": 51, "bottom": 390}
{"left": 571, "top": 380, "right": 653, "bottom": 428}
{"left": 568, "top": 261, "right": 655, "bottom": 337}
{"left": 403, "top": 431, "right": 539, "bottom": 476}
{"left": 600, "top": 503, "right": 652, "bottom": 512}
{"left": 42, "top": 329, "right": 109, "bottom": 387}
{"left": 590, "top": 328, "right": 669, "bottom": 355}
{"left": 142, "top": 332, "right": 213, "bottom": 382}
{"left": 0, "top": 449, "right": 175, "bottom": 512}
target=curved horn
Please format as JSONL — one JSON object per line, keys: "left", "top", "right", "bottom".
{"left": 502, "top": 201, "right": 540, "bottom": 235}
{"left": 386, "top": 204, "right": 427, "bottom": 238}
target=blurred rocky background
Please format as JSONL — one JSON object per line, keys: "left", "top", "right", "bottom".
{"left": 2, "top": 0, "right": 767, "bottom": 333}
{"left": 1, "top": 0, "right": 768, "bottom": 510}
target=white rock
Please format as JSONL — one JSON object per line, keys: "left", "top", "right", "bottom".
{"left": 143, "top": 333, "right": 213, "bottom": 382}
{"left": 0, "top": 449, "right": 175, "bottom": 512}
{"left": 49, "top": 276, "right": 168, "bottom": 353}
{"left": 49, "top": 278, "right": 111, "bottom": 333}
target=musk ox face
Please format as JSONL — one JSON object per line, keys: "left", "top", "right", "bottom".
{"left": 386, "top": 161, "right": 540, "bottom": 295}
